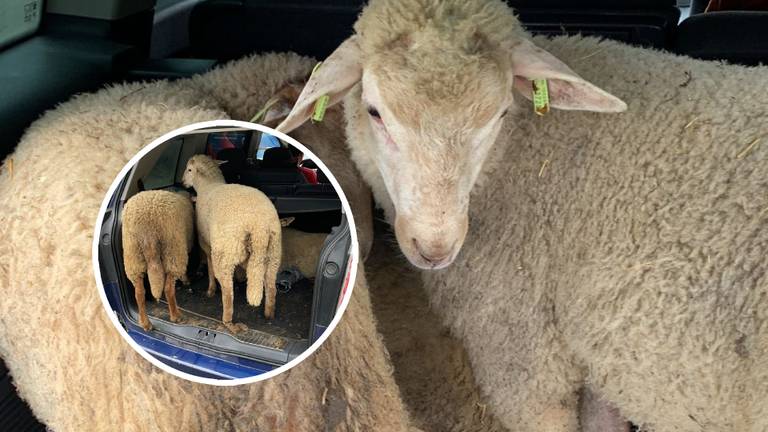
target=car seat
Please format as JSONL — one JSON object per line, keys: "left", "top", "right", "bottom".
{"left": 676, "top": 2, "right": 768, "bottom": 65}
{"left": 241, "top": 147, "right": 307, "bottom": 186}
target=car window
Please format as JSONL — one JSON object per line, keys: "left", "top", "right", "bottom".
{"left": 256, "top": 133, "right": 282, "bottom": 160}
{"left": 206, "top": 131, "right": 250, "bottom": 159}
{"left": 142, "top": 137, "right": 183, "bottom": 189}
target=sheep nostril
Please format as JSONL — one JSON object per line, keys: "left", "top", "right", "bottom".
{"left": 412, "top": 238, "right": 452, "bottom": 265}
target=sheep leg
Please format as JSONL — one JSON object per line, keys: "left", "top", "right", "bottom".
{"left": 262, "top": 230, "right": 281, "bottom": 320}
{"left": 164, "top": 274, "right": 182, "bottom": 323}
{"left": 133, "top": 277, "right": 152, "bottom": 331}
{"left": 205, "top": 250, "right": 216, "bottom": 298}
{"left": 217, "top": 267, "right": 247, "bottom": 334}
{"left": 580, "top": 387, "right": 630, "bottom": 432}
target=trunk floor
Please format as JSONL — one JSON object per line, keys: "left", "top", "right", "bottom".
{"left": 146, "top": 274, "right": 313, "bottom": 349}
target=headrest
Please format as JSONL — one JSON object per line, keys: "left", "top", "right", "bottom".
{"left": 262, "top": 147, "right": 295, "bottom": 168}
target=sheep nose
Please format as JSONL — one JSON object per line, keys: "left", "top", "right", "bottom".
{"left": 412, "top": 238, "right": 453, "bottom": 267}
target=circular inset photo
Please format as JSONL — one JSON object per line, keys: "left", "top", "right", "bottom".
{"left": 93, "top": 120, "right": 358, "bottom": 384}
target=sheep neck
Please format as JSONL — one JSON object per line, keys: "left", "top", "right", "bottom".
{"left": 192, "top": 177, "right": 225, "bottom": 195}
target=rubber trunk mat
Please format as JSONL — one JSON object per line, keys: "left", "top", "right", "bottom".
{"left": 144, "top": 274, "right": 313, "bottom": 348}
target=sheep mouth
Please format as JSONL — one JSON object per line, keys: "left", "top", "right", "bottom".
{"left": 403, "top": 246, "right": 459, "bottom": 270}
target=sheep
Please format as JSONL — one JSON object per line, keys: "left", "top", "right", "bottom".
{"left": 181, "top": 154, "right": 283, "bottom": 331}
{"left": 280, "top": 224, "right": 328, "bottom": 279}
{"left": 0, "top": 53, "right": 418, "bottom": 431}
{"left": 121, "top": 190, "right": 194, "bottom": 331}
{"left": 276, "top": 0, "right": 768, "bottom": 431}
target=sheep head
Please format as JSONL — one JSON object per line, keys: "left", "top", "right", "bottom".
{"left": 277, "top": 0, "right": 626, "bottom": 270}
{"left": 182, "top": 155, "right": 226, "bottom": 189}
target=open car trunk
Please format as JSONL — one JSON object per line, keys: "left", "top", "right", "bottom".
{"left": 98, "top": 127, "right": 353, "bottom": 372}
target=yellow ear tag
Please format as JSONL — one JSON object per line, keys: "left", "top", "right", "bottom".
{"left": 312, "top": 94, "right": 329, "bottom": 123}
{"left": 309, "top": 61, "right": 329, "bottom": 123}
{"left": 532, "top": 79, "right": 550, "bottom": 116}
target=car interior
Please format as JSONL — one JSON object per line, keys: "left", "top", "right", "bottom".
{"left": 114, "top": 128, "right": 342, "bottom": 351}
{"left": 1, "top": 0, "right": 766, "bottom": 429}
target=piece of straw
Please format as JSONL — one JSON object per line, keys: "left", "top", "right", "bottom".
{"left": 736, "top": 137, "right": 761, "bottom": 159}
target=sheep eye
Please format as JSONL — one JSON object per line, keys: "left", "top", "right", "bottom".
{"left": 500, "top": 109, "right": 509, "bottom": 118}
{"left": 367, "top": 107, "right": 381, "bottom": 119}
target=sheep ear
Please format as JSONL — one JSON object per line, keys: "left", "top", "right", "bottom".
{"left": 280, "top": 217, "right": 295, "bottom": 227}
{"left": 277, "top": 36, "right": 362, "bottom": 133}
{"left": 261, "top": 83, "right": 304, "bottom": 129}
{"left": 510, "top": 39, "right": 627, "bottom": 113}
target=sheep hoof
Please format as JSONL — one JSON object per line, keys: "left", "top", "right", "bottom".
{"left": 140, "top": 319, "right": 152, "bottom": 332}
{"left": 224, "top": 322, "right": 248, "bottom": 334}
{"left": 169, "top": 311, "right": 183, "bottom": 323}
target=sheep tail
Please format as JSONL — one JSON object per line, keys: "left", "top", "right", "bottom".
{"left": 245, "top": 231, "right": 266, "bottom": 307}
{"left": 142, "top": 235, "right": 165, "bottom": 300}
{"left": 265, "top": 227, "right": 282, "bottom": 282}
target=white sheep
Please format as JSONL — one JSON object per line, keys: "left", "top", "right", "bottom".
{"left": 277, "top": 0, "right": 768, "bottom": 431}
{"left": 281, "top": 225, "right": 328, "bottom": 279}
{"left": 0, "top": 53, "right": 418, "bottom": 431}
{"left": 121, "top": 190, "right": 194, "bottom": 331}
{"left": 182, "top": 154, "right": 282, "bottom": 332}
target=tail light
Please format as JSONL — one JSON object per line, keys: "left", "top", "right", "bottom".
{"left": 338, "top": 252, "right": 355, "bottom": 308}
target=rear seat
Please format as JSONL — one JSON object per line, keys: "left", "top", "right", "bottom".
{"left": 188, "top": 0, "right": 679, "bottom": 60}
{"left": 241, "top": 147, "right": 306, "bottom": 186}
{"left": 675, "top": 9, "right": 768, "bottom": 65}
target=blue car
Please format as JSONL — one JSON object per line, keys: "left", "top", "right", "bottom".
{"left": 96, "top": 127, "right": 354, "bottom": 380}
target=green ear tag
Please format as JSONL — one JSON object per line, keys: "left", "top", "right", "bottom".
{"left": 532, "top": 79, "right": 550, "bottom": 116}
{"left": 312, "top": 94, "right": 330, "bottom": 122}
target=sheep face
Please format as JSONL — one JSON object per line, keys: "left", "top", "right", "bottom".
{"left": 182, "top": 154, "right": 225, "bottom": 189}
{"left": 277, "top": 7, "right": 626, "bottom": 270}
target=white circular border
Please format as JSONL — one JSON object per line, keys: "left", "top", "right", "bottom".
{"left": 92, "top": 120, "right": 359, "bottom": 386}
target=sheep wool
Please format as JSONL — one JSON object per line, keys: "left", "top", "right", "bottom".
{"left": 281, "top": 227, "right": 328, "bottom": 278}
{"left": 422, "top": 34, "right": 768, "bottom": 432}
{"left": 0, "top": 53, "right": 416, "bottom": 431}
{"left": 122, "top": 190, "right": 194, "bottom": 330}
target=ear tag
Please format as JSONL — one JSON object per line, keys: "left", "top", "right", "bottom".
{"left": 532, "top": 79, "right": 550, "bottom": 116}
{"left": 309, "top": 61, "right": 329, "bottom": 123}
{"left": 312, "top": 94, "right": 330, "bottom": 122}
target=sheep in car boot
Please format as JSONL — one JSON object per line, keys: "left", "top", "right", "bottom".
{"left": 122, "top": 190, "right": 194, "bottom": 331}
{"left": 182, "top": 154, "right": 282, "bottom": 331}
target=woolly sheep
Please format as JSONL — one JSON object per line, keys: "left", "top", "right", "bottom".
{"left": 281, "top": 226, "right": 328, "bottom": 278}
{"left": 182, "top": 154, "right": 282, "bottom": 331}
{"left": 0, "top": 53, "right": 418, "bottom": 431}
{"left": 122, "top": 190, "right": 194, "bottom": 331}
{"left": 278, "top": 0, "right": 768, "bottom": 431}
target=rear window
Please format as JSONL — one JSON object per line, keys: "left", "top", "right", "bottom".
{"left": 257, "top": 133, "right": 282, "bottom": 160}
{"left": 142, "top": 137, "right": 183, "bottom": 189}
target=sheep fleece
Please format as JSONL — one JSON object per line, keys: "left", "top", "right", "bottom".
{"left": 0, "top": 54, "right": 414, "bottom": 431}
{"left": 421, "top": 36, "right": 768, "bottom": 431}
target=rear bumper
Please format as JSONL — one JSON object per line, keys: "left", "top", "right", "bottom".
{"left": 127, "top": 329, "right": 274, "bottom": 380}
